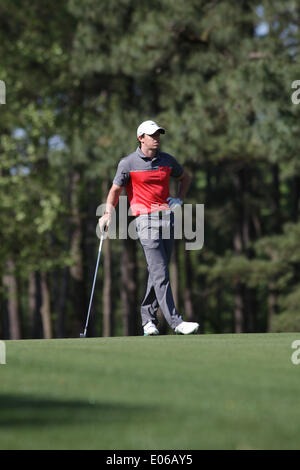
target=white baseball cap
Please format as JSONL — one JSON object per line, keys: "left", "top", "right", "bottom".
{"left": 137, "top": 120, "right": 166, "bottom": 137}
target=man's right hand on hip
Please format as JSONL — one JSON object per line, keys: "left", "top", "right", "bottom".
{"left": 167, "top": 197, "right": 183, "bottom": 211}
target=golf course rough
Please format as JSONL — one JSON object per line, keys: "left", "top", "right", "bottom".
{"left": 0, "top": 333, "right": 300, "bottom": 450}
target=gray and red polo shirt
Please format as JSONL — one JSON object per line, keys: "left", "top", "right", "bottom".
{"left": 113, "top": 147, "right": 184, "bottom": 216}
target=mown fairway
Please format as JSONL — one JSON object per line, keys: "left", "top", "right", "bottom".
{"left": 0, "top": 333, "right": 300, "bottom": 449}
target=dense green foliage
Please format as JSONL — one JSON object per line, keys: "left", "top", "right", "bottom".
{"left": 1, "top": 0, "right": 300, "bottom": 338}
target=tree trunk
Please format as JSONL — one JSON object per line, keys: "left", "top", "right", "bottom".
{"left": 3, "top": 259, "right": 21, "bottom": 339}
{"left": 28, "top": 271, "right": 45, "bottom": 338}
{"left": 291, "top": 175, "right": 300, "bottom": 222}
{"left": 70, "top": 171, "right": 83, "bottom": 281}
{"left": 234, "top": 280, "right": 243, "bottom": 333}
{"left": 267, "top": 281, "right": 278, "bottom": 332}
{"left": 28, "top": 271, "right": 36, "bottom": 337}
{"left": 40, "top": 272, "right": 52, "bottom": 339}
{"left": 245, "top": 287, "right": 257, "bottom": 333}
{"left": 55, "top": 267, "right": 69, "bottom": 338}
{"left": 233, "top": 220, "right": 244, "bottom": 333}
{"left": 32, "top": 272, "right": 43, "bottom": 338}
{"left": 121, "top": 237, "right": 138, "bottom": 336}
{"left": 69, "top": 170, "right": 86, "bottom": 335}
{"left": 232, "top": 168, "right": 253, "bottom": 333}
{"left": 271, "top": 164, "right": 281, "bottom": 232}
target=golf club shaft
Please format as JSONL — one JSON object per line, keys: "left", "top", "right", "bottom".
{"left": 82, "top": 232, "right": 105, "bottom": 336}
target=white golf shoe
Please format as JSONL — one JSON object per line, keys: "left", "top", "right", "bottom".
{"left": 143, "top": 321, "right": 159, "bottom": 336}
{"left": 175, "top": 321, "right": 199, "bottom": 335}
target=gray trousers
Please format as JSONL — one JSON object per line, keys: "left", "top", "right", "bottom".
{"left": 135, "top": 211, "right": 183, "bottom": 330}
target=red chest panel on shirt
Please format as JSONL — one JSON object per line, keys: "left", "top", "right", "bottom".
{"left": 126, "top": 166, "right": 172, "bottom": 215}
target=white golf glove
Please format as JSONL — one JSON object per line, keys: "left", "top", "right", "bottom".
{"left": 99, "top": 213, "right": 111, "bottom": 233}
{"left": 167, "top": 197, "right": 183, "bottom": 211}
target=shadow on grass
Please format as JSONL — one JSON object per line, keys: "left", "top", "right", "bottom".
{"left": 0, "top": 394, "right": 162, "bottom": 428}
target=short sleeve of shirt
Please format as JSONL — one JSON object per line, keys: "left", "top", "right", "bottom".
{"left": 112, "top": 158, "right": 131, "bottom": 187}
{"left": 169, "top": 155, "right": 184, "bottom": 178}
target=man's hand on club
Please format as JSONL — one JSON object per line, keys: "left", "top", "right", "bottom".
{"left": 167, "top": 196, "right": 183, "bottom": 211}
{"left": 99, "top": 213, "right": 111, "bottom": 233}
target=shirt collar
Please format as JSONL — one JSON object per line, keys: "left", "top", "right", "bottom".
{"left": 136, "top": 147, "right": 160, "bottom": 161}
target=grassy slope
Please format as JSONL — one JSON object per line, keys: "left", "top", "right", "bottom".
{"left": 0, "top": 333, "right": 300, "bottom": 450}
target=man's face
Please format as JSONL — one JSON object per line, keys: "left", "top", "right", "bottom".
{"left": 139, "top": 131, "right": 161, "bottom": 150}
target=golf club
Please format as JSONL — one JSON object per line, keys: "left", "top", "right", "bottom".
{"left": 80, "top": 230, "right": 105, "bottom": 338}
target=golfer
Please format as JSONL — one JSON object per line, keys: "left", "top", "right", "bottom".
{"left": 99, "top": 120, "right": 199, "bottom": 335}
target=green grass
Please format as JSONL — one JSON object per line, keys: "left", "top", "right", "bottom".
{"left": 1, "top": 333, "right": 300, "bottom": 449}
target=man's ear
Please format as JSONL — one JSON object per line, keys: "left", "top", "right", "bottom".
{"left": 138, "top": 133, "right": 144, "bottom": 144}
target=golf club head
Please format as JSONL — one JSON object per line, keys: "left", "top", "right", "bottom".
{"left": 80, "top": 333, "right": 86, "bottom": 338}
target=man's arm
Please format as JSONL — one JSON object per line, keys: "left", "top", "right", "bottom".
{"left": 104, "top": 184, "right": 123, "bottom": 213}
{"left": 99, "top": 184, "right": 123, "bottom": 232}
{"left": 176, "top": 170, "right": 192, "bottom": 201}
{"left": 167, "top": 170, "right": 191, "bottom": 210}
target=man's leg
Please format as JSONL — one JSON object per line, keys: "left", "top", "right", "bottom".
{"left": 140, "top": 275, "right": 159, "bottom": 326}
{"left": 136, "top": 213, "right": 183, "bottom": 330}
{"left": 140, "top": 222, "right": 173, "bottom": 326}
